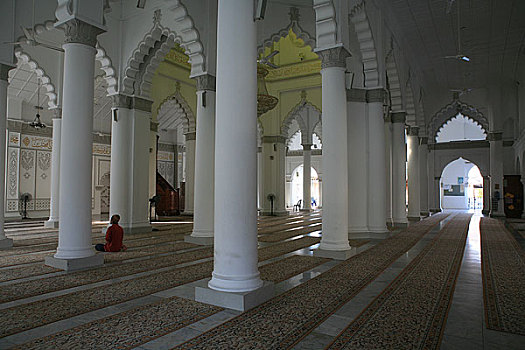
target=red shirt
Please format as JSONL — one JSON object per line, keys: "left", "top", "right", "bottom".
{"left": 104, "top": 224, "right": 124, "bottom": 252}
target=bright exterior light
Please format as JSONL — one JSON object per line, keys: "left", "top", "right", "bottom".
{"left": 461, "top": 56, "right": 470, "bottom": 62}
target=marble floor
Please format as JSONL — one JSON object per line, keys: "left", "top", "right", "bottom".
{"left": 0, "top": 210, "right": 523, "bottom": 349}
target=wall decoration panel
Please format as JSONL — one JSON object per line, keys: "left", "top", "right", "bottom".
{"left": 6, "top": 147, "right": 19, "bottom": 201}
{"left": 35, "top": 151, "right": 52, "bottom": 198}
{"left": 20, "top": 135, "right": 53, "bottom": 151}
{"left": 19, "top": 149, "right": 36, "bottom": 201}
{"left": 8, "top": 132, "right": 20, "bottom": 147}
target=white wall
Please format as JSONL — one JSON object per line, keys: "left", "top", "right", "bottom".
{"left": 440, "top": 158, "right": 473, "bottom": 209}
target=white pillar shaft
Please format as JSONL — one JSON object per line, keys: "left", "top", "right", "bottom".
{"left": 192, "top": 90, "right": 215, "bottom": 238}
{"left": 0, "top": 79, "right": 8, "bottom": 241}
{"left": 257, "top": 149, "right": 263, "bottom": 209}
{"left": 367, "top": 102, "right": 388, "bottom": 232}
{"left": 302, "top": 148, "right": 312, "bottom": 210}
{"left": 209, "top": 0, "right": 262, "bottom": 293}
{"left": 48, "top": 118, "right": 62, "bottom": 222}
{"left": 419, "top": 142, "right": 429, "bottom": 215}
{"left": 392, "top": 120, "right": 407, "bottom": 224}
{"left": 483, "top": 176, "right": 490, "bottom": 214}
{"left": 407, "top": 134, "right": 420, "bottom": 218}
{"left": 110, "top": 107, "right": 132, "bottom": 227}
{"left": 184, "top": 137, "right": 195, "bottom": 214}
{"left": 320, "top": 66, "right": 350, "bottom": 250}
{"left": 56, "top": 43, "right": 96, "bottom": 259}
{"left": 385, "top": 121, "right": 393, "bottom": 224}
{"left": 261, "top": 140, "right": 287, "bottom": 215}
{"left": 347, "top": 99, "right": 368, "bottom": 232}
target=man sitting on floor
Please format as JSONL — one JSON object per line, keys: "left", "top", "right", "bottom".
{"left": 95, "top": 214, "right": 127, "bottom": 252}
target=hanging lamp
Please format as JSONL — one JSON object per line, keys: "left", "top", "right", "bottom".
{"left": 29, "top": 79, "right": 46, "bottom": 129}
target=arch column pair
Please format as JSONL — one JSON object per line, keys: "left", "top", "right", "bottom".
{"left": 108, "top": 94, "right": 153, "bottom": 235}
{"left": 45, "top": 111, "right": 62, "bottom": 228}
{"left": 261, "top": 135, "right": 288, "bottom": 216}
{"left": 407, "top": 126, "right": 420, "bottom": 221}
{"left": 489, "top": 132, "right": 504, "bottom": 217}
{"left": 391, "top": 112, "right": 408, "bottom": 227}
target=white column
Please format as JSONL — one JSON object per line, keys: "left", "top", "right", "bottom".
{"left": 187, "top": 75, "right": 216, "bottom": 245}
{"left": 483, "top": 176, "right": 491, "bottom": 215}
{"left": 367, "top": 90, "right": 388, "bottom": 233}
{"left": 208, "top": 0, "right": 262, "bottom": 293}
{"left": 183, "top": 133, "right": 195, "bottom": 214}
{"left": 314, "top": 47, "right": 351, "bottom": 259}
{"left": 257, "top": 147, "right": 263, "bottom": 210}
{"left": 261, "top": 136, "right": 288, "bottom": 216}
{"left": 419, "top": 137, "right": 429, "bottom": 216}
{"left": 45, "top": 116, "right": 62, "bottom": 228}
{"left": 385, "top": 115, "right": 393, "bottom": 225}
{"left": 407, "top": 126, "right": 420, "bottom": 221}
{"left": 391, "top": 112, "right": 408, "bottom": 227}
{"left": 0, "top": 65, "right": 13, "bottom": 248}
{"left": 489, "top": 132, "right": 504, "bottom": 216}
{"left": 347, "top": 89, "right": 369, "bottom": 234}
{"left": 47, "top": 20, "right": 104, "bottom": 269}
{"left": 109, "top": 96, "right": 152, "bottom": 235}
{"left": 302, "top": 144, "right": 312, "bottom": 211}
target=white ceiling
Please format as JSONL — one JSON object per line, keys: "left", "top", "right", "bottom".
{"left": 8, "top": 62, "right": 49, "bottom": 108}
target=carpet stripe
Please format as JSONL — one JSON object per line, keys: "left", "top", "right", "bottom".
{"left": 480, "top": 217, "right": 525, "bottom": 335}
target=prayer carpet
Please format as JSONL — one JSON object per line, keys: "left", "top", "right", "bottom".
{"left": 480, "top": 217, "right": 525, "bottom": 335}
{"left": 173, "top": 213, "right": 449, "bottom": 349}
{"left": 326, "top": 213, "right": 471, "bottom": 349}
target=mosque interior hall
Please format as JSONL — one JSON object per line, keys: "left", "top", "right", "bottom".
{"left": 0, "top": 0, "right": 525, "bottom": 349}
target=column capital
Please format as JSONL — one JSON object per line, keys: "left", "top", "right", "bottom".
{"left": 194, "top": 74, "right": 216, "bottom": 91}
{"left": 366, "top": 88, "right": 386, "bottom": 103}
{"left": 112, "top": 94, "right": 153, "bottom": 112}
{"left": 257, "top": 147, "right": 262, "bottom": 153}
{"left": 302, "top": 144, "right": 312, "bottom": 151}
{"left": 346, "top": 88, "right": 366, "bottom": 102}
{"left": 407, "top": 126, "right": 419, "bottom": 136}
{"left": 185, "top": 132, "right": 196, "bottom": 141}
{"left": 0, "top": 64, "right": 12, "bottom": 82}
{"left": 391, "top": 111, "right": 406, "bottom": 124}
{"left": 53, "top": 108, "right": 63, "bottom": 119}
{"left": 487, "top": 132, "right": 503, "bottom": 141}
{"left": 262, "top": 135, "right": 287, "bottom": 144}
{"left": 318, "top": 46, "right": 350, "bottom": 69}
{"left": 62, "top": 19, "right": 104, "bottom": 47}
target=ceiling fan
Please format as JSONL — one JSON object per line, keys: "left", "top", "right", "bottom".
{"left": 258, "top": 50, "right": 280, "bottom": 69}
{"left": 450, "top": 87, "right": 473, "bottom": 96}
{"left": 2, "top": 0, "right": 63, "bottom": 53}
{"left": 442, "top": 0, "right": 470, "bottom": 62}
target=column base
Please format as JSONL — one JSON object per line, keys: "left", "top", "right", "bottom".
{"left": 259, "top": 210, "right": 289, "bottom": 217}
{"left": 181, "top": 211, "right": 194, "bottom": 216}
{"left": 44, "top": 219, "right": 59, "bottom": 228}
{"left": 407, "top": 216, "right": 421, "bottom": 222}
{"left": 482, "top": 209, "right": 490, "bottom": 216}
{"left": 45, "top": 253, "right": 104, "bottom": 271}
{"left": 184, "top": 234, "right": 214, "bottom": 246}
{"left": 122, "top": 223, "right": 152, "bottom": 235}
{"left": 420, "top": 211, "right": 429, "bottom": 217}
{"left": 429, "top": 208, "right": 442, "bottom": 213}
{"left": 195, "top": 279, "right": 274, "bottom": 311}
{"left": 313, "top": 248, "right": 353, "bottom": 260}
{"left": 0, "top": 238, "right": 13, "bottom": 249}
{"left": 490, "top": 212, "right": 505, "bottom": 218}
{"left": 393, "top": 222, "right": 408, "bottom": 229}
{"left": 348, "top": 231, "right": 390, "bottom": 239}
{"left": 368, "top": 226, "right": 389, "bottom": 234}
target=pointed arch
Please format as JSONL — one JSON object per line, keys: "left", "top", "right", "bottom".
{"left": 281, "top": 96, "right": 322, "bottom": 145}
{"left": 122, "top": 4, "right": 205, "bottom": 98}
{"left": 349, "top": 2, "right": 380, "bottom": 88}
{"left": 405, "top": 81, "right": 416, "bottom": 127}
{"left": 428, "top": 100, "right": 489, "bottom": 142}
{"left": 386, "top": 49, "right": 403, "bottom": 113}
{"left": 13, "top": 49, "right": 57, "bottom": 109}
{"left": 156, "top": 90, "right": 195, "bottom": 134}
{"left": 257, "top": 7, "right": 316, "bottom": 55}
{"left": 313, "top": 0, "right": 338, "bottom": 49}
